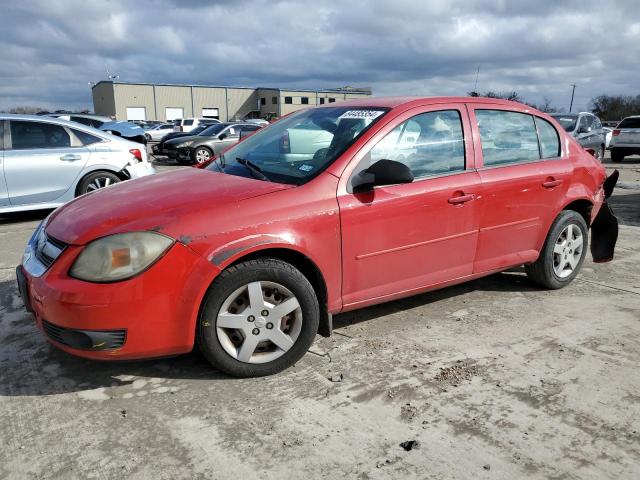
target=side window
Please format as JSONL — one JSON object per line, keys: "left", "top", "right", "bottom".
{"left": 364, "top": 110, "right": 466, "bottom": 180}
{"left": 534, "top": 117, "right": 560, "bottom": 159}
{"left": 225, "top": 127, "right": 239, "bottom": 138}
{"left": 72, "top": 129, "right": 102, "bottom": 146}
{"left": 475, "top": 110, "right": 540, "bottom": 166}
{"left": 578, "top": 115, "right": 589, "bottom": 131}
{"left": 591, "top": 116, "right": 602, "bottom": 130}
{"left": 10, "top": 121, "right": 71, "bottom": 150}
{"left": 183, "top": 119, "right": 194, "bottom": 126}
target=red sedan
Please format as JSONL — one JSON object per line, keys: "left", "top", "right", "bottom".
{"left": 17, "top": 97, "right": 618, "bottom": 377}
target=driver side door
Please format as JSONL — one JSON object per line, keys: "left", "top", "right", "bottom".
{"left": 337, "top": 105, "right": 482, "bottom": 309}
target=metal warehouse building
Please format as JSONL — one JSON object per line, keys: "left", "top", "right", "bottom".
{"left": 92, "top": 81, "right": 372, "bottom": 122}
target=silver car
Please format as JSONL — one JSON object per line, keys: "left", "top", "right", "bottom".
{"left": 550, "top": 112, "right": 607, "bottom": 160}
{"left": 610, "top": 115, "right": 640, "bottom": 162}
{"left": 0, "top": 114, "right": 156, "bottom": 214}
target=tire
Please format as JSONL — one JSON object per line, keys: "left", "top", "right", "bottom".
{"left": 525, "top": 210, "right": 588, "bottom": 289}
{"left": 611, "top": 149, "right": 624, "bottom": 163}
{"left": 77, "top": 171, "right": 121, "bottom": 196}
{"left": 197, "top": 258, "right": 320, "bottom": 377}
{"left": 193, "top": 146, "right": 213, "bottom": 164}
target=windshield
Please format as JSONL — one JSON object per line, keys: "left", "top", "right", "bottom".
{"left": 206, "top": 106, "right": 388, "bottom": 185}
{"left": 551, "top": 114, "right": 578, "bottom": 132}
{"left": 199, "top": 124, "right": 226, "bottom": 136}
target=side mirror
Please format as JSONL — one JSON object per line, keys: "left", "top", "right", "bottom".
{"left": 352, "top": 159, "right": 413, "bottom": 192}
{"left": 218, "top": 133, "right": 228, "bottom": 140}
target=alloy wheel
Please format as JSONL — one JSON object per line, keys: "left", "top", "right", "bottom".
{"left": 195, "top": 148, "right": 211, "bottom": 163}
{"left": 553, "top": 223, "right": 584, "bottom": 278}
{"left": 86, "top": 176, "right": 115, "bottom": 192}
{"left": 216, "top": 281, "right": 302, "bottom": 364}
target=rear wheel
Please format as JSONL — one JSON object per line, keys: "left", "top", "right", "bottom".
{"left": 198, "top": 258, "right": 319, "bottom": 377}
{"left": 525, "top": 210, "right": 588, "bottom": 289}
{"left": 611, "top": 148, "right": 624, "bottom": 163}
{"left": 77, "top": 171, "right": 120, "bottom": 196}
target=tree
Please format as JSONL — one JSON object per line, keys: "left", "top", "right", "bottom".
{"left": 590, "top": 95, "right": 640, "bottom": 122}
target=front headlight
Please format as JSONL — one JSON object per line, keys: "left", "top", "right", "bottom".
{"left": 177, "top": 141, "right": 194, "bottom": 148}
{"left": 70, "top": 232, "right": 174, "bottom": 282}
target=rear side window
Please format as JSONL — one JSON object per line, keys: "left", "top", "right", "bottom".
{"left": 10, "top": 121, "right": 71, "bottom": 150}
{"left": 366, "top": 110, "right": 465, "bottom": 179}
{"left": 475, "top": 110, "right": 539, "bottom": 166}
{"left": 618, "top": 117, "right": 640, "bottom": 128}
{"left": 72, "top": 129, "right": 102, "bottom": 146}
{"left": 534, "top": 117, "right": 560, "bottom": 159}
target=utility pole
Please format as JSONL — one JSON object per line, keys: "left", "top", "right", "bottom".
{"left": 569, "top": 84, "right": 576, "bottom": 112}
{"left": 474, "top": 65, "right": 480, "bottom": 93}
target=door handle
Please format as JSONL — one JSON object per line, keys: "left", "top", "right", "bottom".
{"left": 448, "top": 193, "right": 475, "bottom": 204}
{"left": 60, "top": 154, "right": 82, "bottom": 161}
{"left": 542, "top": 178, "right": 563, "bottom": 188}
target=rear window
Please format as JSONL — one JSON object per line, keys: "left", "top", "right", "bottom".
{"left": 72, "top": 129, "right": 103, "bottom": 146}
{"left": 476, "top": 110, "right": 540, "bottom": 166}
{"left": 618, "top": 117, "right": 640, "bottom": 128}
{"left": 184, "top": 119, "right": 194, "bottom": 126}
{"left": 551, "top": 115, "right": 578, "bottom": 132}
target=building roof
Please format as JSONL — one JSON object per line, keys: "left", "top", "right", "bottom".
{"left": 92, "top": 80, "right": 371, "bottom": 95}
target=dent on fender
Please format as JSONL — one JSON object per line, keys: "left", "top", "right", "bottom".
{"left": 209, "top": 234, "right": 298, "bottom": 267}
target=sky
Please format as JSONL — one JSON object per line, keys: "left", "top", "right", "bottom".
{"left": 0, "top": 0, "right": 638, "bottom": 112}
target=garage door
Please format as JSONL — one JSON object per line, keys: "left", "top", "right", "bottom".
{"left": 126, "top": 107, "right": 146, "bottom": 121}
{"left": 165, "top": 108, "right": 184, "bottom": 121}
{"left": 202, "top": 108, "right": 219, "bottom": 119}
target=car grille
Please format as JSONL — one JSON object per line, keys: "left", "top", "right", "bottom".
{"left": 42, "top": 320, "right": 127, "bottom": 351}
{"left": 35, "top": 231, "right": 67, "bottom": 269}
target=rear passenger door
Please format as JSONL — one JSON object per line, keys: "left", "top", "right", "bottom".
{"left": 4, "top": 120, "right": 91, "bottom": 205}
{"left": 469, "top": 106, "right": 571, "bottom": 273}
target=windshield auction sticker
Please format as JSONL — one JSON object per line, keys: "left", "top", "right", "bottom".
{"left": 339, "top": 110, "right": 384, "bottom": 120}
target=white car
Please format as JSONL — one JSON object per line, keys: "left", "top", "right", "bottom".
{"left": 0, "top": 114, "right": 156, "bottom": 214}
{"left": 173, "top": 118, "right": 221, "bottom": 133}
{"left": 144, "top": 123, "right": 175, "bottom": 142}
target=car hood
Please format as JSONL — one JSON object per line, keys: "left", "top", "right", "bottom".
{"left": 45, "top": 169, "right": 293, "bottom": 245}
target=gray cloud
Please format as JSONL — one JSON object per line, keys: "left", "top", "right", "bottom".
{"left": 0, "top": 0, "right": 638, "bottom": 112}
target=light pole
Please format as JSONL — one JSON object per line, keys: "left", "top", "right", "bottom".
{"left": 569, "top": 84, "right": 576, "bottom": 112}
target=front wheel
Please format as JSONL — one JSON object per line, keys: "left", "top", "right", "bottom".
{"left": 198, "top": 258, "right": 319, "bottom": 377}
{"left": 193, "top": 147, "right": 213, "bottom": 164}
{"left": 525, "top": 210, "right": 588, "bottom": 289}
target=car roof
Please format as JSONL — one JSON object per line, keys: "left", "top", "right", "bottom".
{"left": 317, "top": 96, "right": 534, "bottom": 110}
{"left": 0, "top": 113, "right": 111, "bottom": 136}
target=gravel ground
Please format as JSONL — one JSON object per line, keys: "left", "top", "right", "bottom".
{"left": 0, "top": 152, "right": 638, "bottom": 479}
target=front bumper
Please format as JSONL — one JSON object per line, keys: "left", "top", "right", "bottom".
{"left": 18, "top": 237, "right": 220, "bottom": 360}
{"left": 175, "top": 148, "right": 194, "bottom": 162}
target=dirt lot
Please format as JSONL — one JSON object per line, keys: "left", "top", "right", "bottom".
{"left": 1, "top": 153, "right": 639, "bottom": 479}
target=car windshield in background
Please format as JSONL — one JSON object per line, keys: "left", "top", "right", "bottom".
{"left": 199, "top": 124, "right": 226, "bottom": 136}
{"left": 618, "top": 117, "right": 640, "bottom": 128}
{"left": 551, "top": 114, "right": 578, "bottom": 132}
{"left": 206, "top": 107, "right": 389, "bottom": 185}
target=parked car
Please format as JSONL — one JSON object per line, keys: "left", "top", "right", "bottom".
{"left": 0, "top": 114, "right": 155, "bottom": 214}
{"left": 52, "top": 114, "right": 147, "bottom": 144}
{"left": 609, "top": 115, "right": 640, "bottom": 162}
{"left": 550, "top": 112, "right": 606, "bottom": 160}
{"left": 165, "top": 122, "right": 261, "bottom": 164}
{"left": 151, "top": 124, "right": 213, "bottom": 155}
{"left": 144, "top": 123, "right": 175, "bottom": 142}
{"left": 17, "top": 97, "right": 617, "bottom": 378}
{"left": 602, "top": 127, "right": 613, "bottom": 149}
{"left": 173, "top": 117, "right": 221, "bottom": 133}
{"left": 243, "top": 118, "right": 270, "bottom": 127}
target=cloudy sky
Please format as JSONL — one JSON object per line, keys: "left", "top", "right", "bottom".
{"left": 1, "top": 0, "right": 638, "bottom": 112}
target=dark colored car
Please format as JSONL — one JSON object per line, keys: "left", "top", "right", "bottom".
{"left": 550, "top": 112, "right": 606, "bottom": 160}
{"left": 165, "top": 122, "right": 261, "bottom": 164}
{"left": 152, "top": 125, "right": 212, "bottom": 155}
